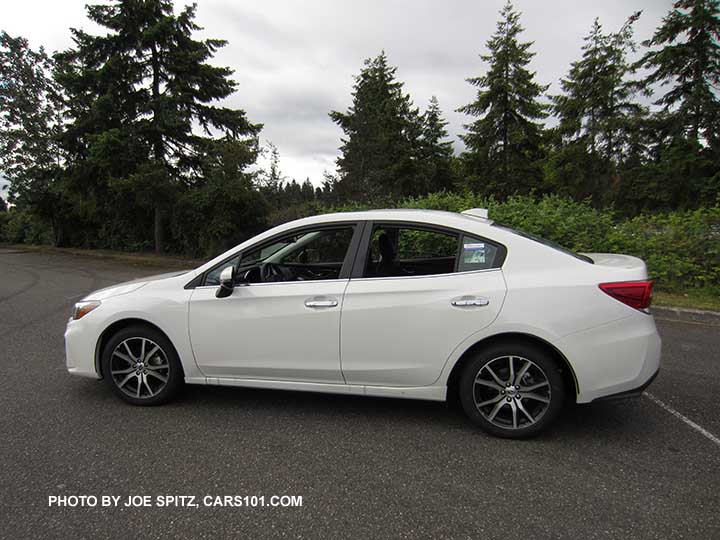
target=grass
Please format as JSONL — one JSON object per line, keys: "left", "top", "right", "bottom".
{"left": 653, "top": 289, "right": 720, "bottom": 312}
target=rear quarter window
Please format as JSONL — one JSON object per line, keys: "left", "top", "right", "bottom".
{"left": 458, "top": 235, "right": 502, "bottom": 272}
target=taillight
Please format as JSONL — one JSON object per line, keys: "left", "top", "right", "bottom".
{"left": 599, "top": 281, "right": 653, "bottom": 311}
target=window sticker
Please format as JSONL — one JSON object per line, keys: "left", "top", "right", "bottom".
{"left": 463, "top": 242, "right": 486, "bottom": 264}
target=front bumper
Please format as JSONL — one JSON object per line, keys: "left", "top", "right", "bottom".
{"left": 65, "top": 317, "right": 102, "bottom": 379}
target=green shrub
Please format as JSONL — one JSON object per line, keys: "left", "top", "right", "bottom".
{"left": 3, "top": 209, "right": 53, "bottom": 245}
{"left": 0, "top": 211, "right": 8, "bottom": 242}
{"left": 318, "top": 192, "right": 720, "bottom": 292}
{"left": 607, "top": 207, "right": 720, "bottom": 291}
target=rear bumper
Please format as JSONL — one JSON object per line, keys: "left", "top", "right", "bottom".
{"left": 554, "top": 312, "right": 662, "bottom": 403}
{"left": 591, "top": 366, "right": 659, "bottom": 402}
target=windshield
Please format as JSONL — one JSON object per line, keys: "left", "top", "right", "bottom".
{"left": 493, "top": 224, "right": 594, "bottom": 264}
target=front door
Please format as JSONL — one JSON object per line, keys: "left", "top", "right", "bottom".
{"left": 188, "top": 225, "right": 359, "bottom": 382}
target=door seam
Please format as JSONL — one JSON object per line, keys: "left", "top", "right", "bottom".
{"left": 338, "top": 279, "right": 352, "bottom": 384}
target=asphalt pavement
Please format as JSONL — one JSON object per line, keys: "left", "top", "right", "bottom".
{"left": 0, "top": 248, "right": 718, "bottom": 539}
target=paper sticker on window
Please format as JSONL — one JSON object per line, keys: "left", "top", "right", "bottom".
{"left": 463, "top": 242, "right": 486, "bottom": 264}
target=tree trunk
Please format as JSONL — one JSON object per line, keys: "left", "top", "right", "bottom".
{"left": 154, "top": 205, "right": 163, "bottom": 254}
{"left": 150, "top": 39, "right": 165, "bottom": 254}
{"left": 52, "top": 217, "right": 64, "bottom": 247}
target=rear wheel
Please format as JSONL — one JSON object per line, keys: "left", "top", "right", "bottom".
{"left": 459, "top": 342, "right": 565, "bottom": 438}
{"left": 101, "top": 325, "right": 183, "bottom": 405}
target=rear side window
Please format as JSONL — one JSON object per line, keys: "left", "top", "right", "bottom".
{"left": 366, "top": 226, "right": 457, "bottom": 278}
{"left": 458, "top": 235, "right": 501, "bottom": 272}
{"left": 363, "top": 225, "right": 504, "bottom": 278}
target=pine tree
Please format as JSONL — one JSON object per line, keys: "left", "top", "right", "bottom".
{"left": 639, "top": 0, "right": 720, "bottom": 147}
{"left": 418, "top": 96, "right": 455, "bottom": 192}
{"left": 257, "top": 141, "right": 283, "bottom": 196}
{"left": 458, "top": 1, "right": 548, "bottom": 198}
{"left": 553, "top": 14, "right": 643, "bottom": 160}
{"left": 548, "top": 13, "right": 645, "bottom": 204}
{"left": 55, "top": 0, "right": 261, "bottom": 252}
{"left": 330, "top": 51, "right": 423, "bottom": 202}
{"left": 0, "top": 32, "right": 67, "bottom": 244}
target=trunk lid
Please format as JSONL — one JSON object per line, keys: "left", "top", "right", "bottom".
{"left": 580, "top": 253, "right": 649, "bottom": 280}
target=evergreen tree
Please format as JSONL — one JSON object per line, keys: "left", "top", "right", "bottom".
{"left": 330, "top": 51, "right": 423, "bottom": 202}
{"left": 548, "top": 13, "right": 645, "bottom": 205}
{"left": 458, "top": 1, "right": 548, "bottom": 198}
{"left": 55, "top": 0, "right": 261, "bottom": 252}
{"left": 0, "top": 32, "right": 67, "bottom": 243}
{"left": 639, "top": 0, "right": 720, "bottom": 147}
{"left": 257, "top": 140, "right": 283, "bottom": 196}
{"left": 418, "top": 96, "right": 455, "bottom": 193}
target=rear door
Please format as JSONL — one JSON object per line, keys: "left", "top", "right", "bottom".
{"left": 340, "top": 222, "right": 507, "bottom": 387}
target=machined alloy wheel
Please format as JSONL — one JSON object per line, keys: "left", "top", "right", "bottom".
{"left": 110, "top": 337, "right": 170, "bottom": 399}
{"left": 459, "top": 343, "right": 566, "bottom": 438}
{"left": 102, "top": 325, "right": 183, "bottom": 405}
{"left": 473, "top": 355, "right": 551, "bottom": 430}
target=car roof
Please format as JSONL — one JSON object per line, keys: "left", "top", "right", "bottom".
{"left": 283, "top": 208, "right": 491, "bottom": 230}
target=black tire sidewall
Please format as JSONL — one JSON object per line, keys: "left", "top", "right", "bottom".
{"left": 101, "top": 325, "right": 183, "bottom": 406}
{"left": 459, "top": 342, "right": 566, "bottom": 438}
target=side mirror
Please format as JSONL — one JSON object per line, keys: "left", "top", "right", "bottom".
{"left": 215, "top": 265, "right": 235, "bottom": 298}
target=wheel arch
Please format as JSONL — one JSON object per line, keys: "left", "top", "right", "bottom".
{"left": 94, "top": 318, "right": 180, "bottom": 379}
{"left": 445, "top": 332, "right": 578, "bottom": 405}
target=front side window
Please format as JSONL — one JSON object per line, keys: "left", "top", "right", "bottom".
{"left": 205, "top": 226, "right": 355, "bottom": 285}
{"left": 205, "top": 254, "right": 241, "bottom": 286}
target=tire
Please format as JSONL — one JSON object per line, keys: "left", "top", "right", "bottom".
{"left": 101, "top": 324, "right": 183, "bottom": 406}
{"left": 458, "top": 342, "right": 566, "bottom": 438}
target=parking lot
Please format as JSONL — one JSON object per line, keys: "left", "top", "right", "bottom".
{"left": 1, "top": 249, "right": 718, "bottom": 539}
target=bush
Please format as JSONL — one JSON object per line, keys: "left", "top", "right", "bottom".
{"left": 0, "top": 210, "right": 8, "bottom": 242}
{"left": 607, "top": 208, "right": 720, "bottom": 291}
{"left": 2, "top": 208, "right": 53, "bottom": 245}
{"left": 320, "top": 192, "right": 720, "bottom": 292}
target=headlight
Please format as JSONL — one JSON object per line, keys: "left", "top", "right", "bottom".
{"left": 71, "top": 300, "right": 101, "bottom": 320}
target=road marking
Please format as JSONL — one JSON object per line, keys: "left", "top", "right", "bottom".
{"left": 644, "top": 392, "right": 720, "bottom": 447}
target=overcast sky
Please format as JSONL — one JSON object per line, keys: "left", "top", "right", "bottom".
{"left": 2, "top": 0, "right": 673, "bottom": 186}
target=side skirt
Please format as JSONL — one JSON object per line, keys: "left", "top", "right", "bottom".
{"left": 184, "top": 377, "right": 447, "bottom": 402}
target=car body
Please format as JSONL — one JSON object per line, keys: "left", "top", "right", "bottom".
{"left": 65, "top": 208, "right": 661, "bottom": 437}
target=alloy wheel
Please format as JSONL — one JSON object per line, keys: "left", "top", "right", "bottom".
{"left": 472, "top": 355, "right": 551, "bottom": 430}
{"left": 110, "top": 337, "right": 170, "bottom": 399}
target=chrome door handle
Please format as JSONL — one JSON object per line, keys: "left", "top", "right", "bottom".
{"left": 451, "top": 296, "right": 490, "bottom": 307}
{"left": 304, "top": 298, "right": 338, "bottom": 308}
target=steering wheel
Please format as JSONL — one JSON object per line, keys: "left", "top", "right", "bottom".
{"left": 259, "top": 262, "right": 293, "bottom": 282}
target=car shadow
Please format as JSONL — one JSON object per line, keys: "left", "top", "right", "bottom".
{"left": 73, "top": 378, "right": 650, "bottom": 440}
{"left": 181, "top": 383, "right": 646, "bottom": 439}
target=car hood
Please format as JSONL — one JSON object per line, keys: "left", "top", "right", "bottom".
{"left": 83, "top": 270, "right": 190, "bottom": 301}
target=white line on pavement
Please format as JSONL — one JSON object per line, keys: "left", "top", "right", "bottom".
{"left": 644, "top": 392, "right": 720, "bottom": 447}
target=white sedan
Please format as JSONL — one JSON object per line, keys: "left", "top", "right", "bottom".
{"left": 65, "top": 209, "right": 661, "bottom": 438}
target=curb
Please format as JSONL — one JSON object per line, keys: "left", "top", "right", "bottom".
{"left": 652, "top": 306, "right": 720, "bottom": 326}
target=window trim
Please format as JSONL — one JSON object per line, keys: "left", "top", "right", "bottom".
{"left": 186, "top": 221, "right": 365, "bottom": 289}
{"left": 351, "top": 220, "right": 507, "bottom": 279}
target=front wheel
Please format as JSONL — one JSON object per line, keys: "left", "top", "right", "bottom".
{"left": 101, "top": 325, "right": 183, "bottom": 406}
{"left": 459, "top": 343, "right": 566, "bottom": 438}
